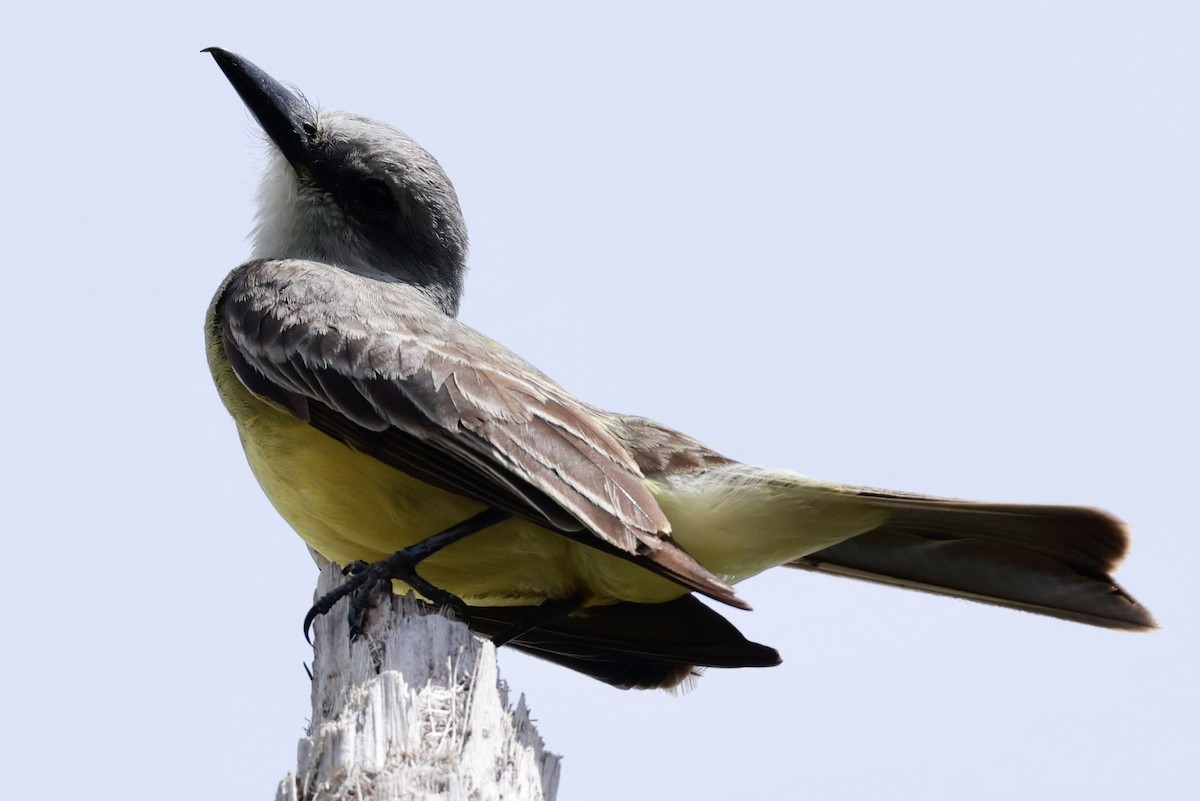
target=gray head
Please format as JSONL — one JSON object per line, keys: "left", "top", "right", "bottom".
{"left": 207, "top": 48, "right": 468, "bottom": 315}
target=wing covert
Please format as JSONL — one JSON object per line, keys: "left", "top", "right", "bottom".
{"left": 215, "top": 259, "right": 741, "bottom": 605}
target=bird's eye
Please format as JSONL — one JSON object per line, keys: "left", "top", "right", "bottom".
{"left": 353, "top": 179, "right": 393, "bottom": 217}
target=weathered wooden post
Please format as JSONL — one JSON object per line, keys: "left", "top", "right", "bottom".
{"left": 276, "top": 564, "right": 561, "bottom": 800}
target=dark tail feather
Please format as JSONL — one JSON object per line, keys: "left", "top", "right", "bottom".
{"left": 788, "top": 492, "right": 1155, "bottom": 630}
{"left": 466, "top": 595, "right": 780, "bottom": 690}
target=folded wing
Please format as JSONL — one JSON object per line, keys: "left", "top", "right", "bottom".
{"left": 216, "top": 259, "right": 743, "bottom": 606}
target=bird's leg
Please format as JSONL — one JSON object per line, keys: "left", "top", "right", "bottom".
{"left": 304, "top": 507, "right": 512, "bottom": 641}
{"left": 489, "top": 595, "right": 583, "bottom": 647}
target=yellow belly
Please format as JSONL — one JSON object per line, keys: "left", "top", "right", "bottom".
{"left": 207, "top": 325, "right": 687, "bottom": 607}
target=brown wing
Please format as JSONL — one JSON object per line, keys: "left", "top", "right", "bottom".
{"left": 216, "top": 259, "right": 743, "bottom": 606}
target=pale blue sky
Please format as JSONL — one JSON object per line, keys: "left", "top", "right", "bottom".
{"left": 1, "top": 3, "right": 1195, "bottom": 799}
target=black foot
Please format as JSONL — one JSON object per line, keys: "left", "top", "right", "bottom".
{"left": 302, "top": 508, "right": 511, "bottom": 642}
{"left": 303, "top": 553, "right": 471, "bottom": 643}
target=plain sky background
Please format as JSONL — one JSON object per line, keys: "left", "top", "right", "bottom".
{"left": 2, "top": 3, "right": 1196, "bottom": 799}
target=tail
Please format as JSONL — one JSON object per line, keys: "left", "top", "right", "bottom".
{"left": 787, "top": 488, "right": 1156, "bottom": 630}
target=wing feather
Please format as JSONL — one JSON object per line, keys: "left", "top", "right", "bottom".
{"left": 216, "top": 259, "right": 740, "bottom": 605}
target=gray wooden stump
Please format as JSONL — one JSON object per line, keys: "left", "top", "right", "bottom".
{"left": 275, "top": 564, "right": 561, "bottom": 801}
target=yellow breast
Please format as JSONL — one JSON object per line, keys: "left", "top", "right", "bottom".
{"left": 206, "top": 313, "right": 687, "bottom": 607}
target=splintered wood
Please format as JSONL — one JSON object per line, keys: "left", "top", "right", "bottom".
{"left": 276, "top": 565, "right": 560, "bottom": 801}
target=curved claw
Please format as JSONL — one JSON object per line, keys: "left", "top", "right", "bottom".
{"left": 304, "top": 572, "right": 368, "bottom": 643}
{"left": 301, "top": 557, "right": 472, "bottom": 643}
{"left": 301, "top": 508, "right": 508, "bottom": 643}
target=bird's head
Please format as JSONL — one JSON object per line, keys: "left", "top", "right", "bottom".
{"left": 207, "top": 48, "right": 468, "bottom": 316}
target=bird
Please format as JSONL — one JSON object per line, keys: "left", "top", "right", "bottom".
{"left": 204, "top": 48, "right": 1154, "bottom": 690}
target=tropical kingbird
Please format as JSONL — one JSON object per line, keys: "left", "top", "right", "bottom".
{"left": 204, "top": 48, "right": 1154, "bottom": 689}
